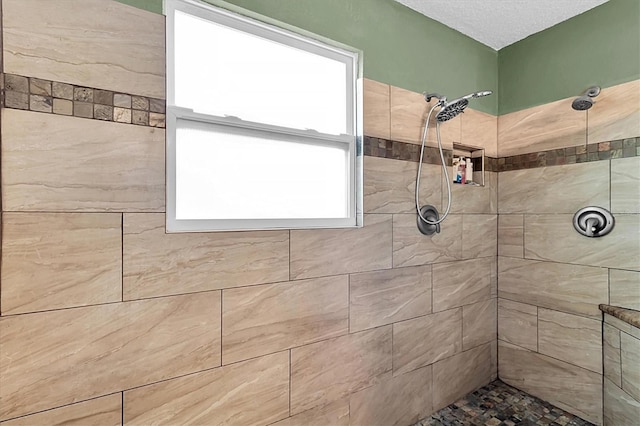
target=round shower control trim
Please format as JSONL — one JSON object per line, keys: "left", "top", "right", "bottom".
{"left": 573, "top": 206, "right": 615, "bottom": 237}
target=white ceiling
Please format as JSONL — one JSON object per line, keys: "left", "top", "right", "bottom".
{"left": 394, "top": 0, "right": 608, "bottom": 50}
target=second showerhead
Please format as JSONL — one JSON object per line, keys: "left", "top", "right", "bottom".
{"left": 572, "top": 86, "right": 601, "bottom": 111}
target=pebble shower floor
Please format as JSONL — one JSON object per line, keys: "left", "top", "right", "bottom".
{"left": 413, "top": 380, "right": 595, "bottom": 426}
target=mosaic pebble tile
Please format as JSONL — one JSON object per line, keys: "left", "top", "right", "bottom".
{"left": 413, "top": 380, "right": 594, "bottom": 426}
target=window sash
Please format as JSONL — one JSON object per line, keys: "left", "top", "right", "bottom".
{"left": 166, "top": 109, "right": 362, "bottom": 232}
{"left": 165, "top": 0, "right": 358, "bottom": 136}
{"left": 164, "top": 0, "right": 363, "bottom": 232}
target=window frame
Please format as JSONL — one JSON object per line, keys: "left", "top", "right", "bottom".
{"left": 164, "top": 0, "right": 363, "bottom": 233}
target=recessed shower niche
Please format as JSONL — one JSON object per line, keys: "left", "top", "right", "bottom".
{"left": 452, "top": 142, "right": 485, "bottom": 186}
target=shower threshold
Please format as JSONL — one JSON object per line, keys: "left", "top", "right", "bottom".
{"left": 413, "top": 380, "right": 594, "bottom": 426}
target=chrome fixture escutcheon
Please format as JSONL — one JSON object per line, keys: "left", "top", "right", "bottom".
{"left": 417, "top": 205, "right": 440, "bottom": 235}
{"left": 573, "top": 206, "right": 615, "bottom": 237}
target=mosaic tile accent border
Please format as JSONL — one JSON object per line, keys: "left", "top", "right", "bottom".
{"left": 1, "top": 71, "right": 636, "bottom": 170}
{"left": 498, "top": 137, "right": 640, "bottom": 172}
{"left": 364, "top": 136, "right": 640, "bottom": 171}
{"left": 364, "top": 136, "right": 500, "bottom": 171}
{"left": 0, "top": 73, "right": 166, "bottom": 128}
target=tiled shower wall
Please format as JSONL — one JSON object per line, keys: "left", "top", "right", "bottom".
{"left": 602, "top": 313, "right": 640, "bottom": 425}
{"left": 496, "top": 79, "right": 640, "bottom": 426}
{"left": 0, "top": 0, "right": 498, "bottom": 424}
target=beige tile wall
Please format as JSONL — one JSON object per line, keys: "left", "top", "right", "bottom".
{"left": 602, "top": 314, "right": 640, "bottom": 426}
{"left": 499, "top": 341, "right": 602, "bottom": 424}
{"left": 498, "top": 97, "right": 586, "bottom": 157}
{"left": 1, "top": 212, "right": 122, "bottom": 315}
{"left": 363, "top": 79, "right": 390, "bottom": 139}
{"left": 370, "top": 82, "right": 498, "bottom": 158}
{"left": 2, "top": 109, "right": 165, "bottom": 212}
{"left": 497, "top": 78, "right": 640, "bottom": 426}
{"left": 3, "top": 0, "right": 165, "bottom": 98}
{"left": 3, "top": 3, "right": 636, "bottom": 423}
{"left": 588, "top": 80, "right": 640, "bottom": 145}
{"left": 498, "top": 79, "right": 640, "bottom": 157}
{"left": 0, "top": 1, "right": 499, "bottom": 423}
{"left": 0, "top": 394, "right": 122, "bottom": 426}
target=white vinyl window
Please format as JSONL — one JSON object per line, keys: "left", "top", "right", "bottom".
{"left": 165, "top": 0, "right": 363, "bottom": 232}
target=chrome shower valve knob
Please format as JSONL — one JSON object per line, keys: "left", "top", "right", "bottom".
{"left": 573, "top": 206, "right": 615, "bottom": 237}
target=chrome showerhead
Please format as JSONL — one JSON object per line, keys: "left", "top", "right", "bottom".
{"left": 572, "top": 86, "right": 601, "bottom": 111}
{"left": 572, "top": 96, "right": 594, "bottom": 111}
{"left": 436, "top": 98, "right": 469, "bottom": 122}
{"left": 432, "top": 90, "right": 493, "bottom": 122}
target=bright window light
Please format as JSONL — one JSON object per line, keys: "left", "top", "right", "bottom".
{"left": 174, "top": 10, "right": 348, "bottom": 135}
{"left": 165, "top": 0, "right": 362, "bottom": 232}
{"left": 175, "top": 120, "right": 349, "bottom": 220}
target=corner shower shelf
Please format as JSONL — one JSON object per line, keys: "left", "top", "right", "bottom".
{"left": 452, "top": 142, "right": 485, "bottom": 187}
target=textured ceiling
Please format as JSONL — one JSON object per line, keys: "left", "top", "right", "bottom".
{"left": 394, "top": 0, "right": 608, "bottom": 50}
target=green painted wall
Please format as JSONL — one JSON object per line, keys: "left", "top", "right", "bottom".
{"left": 498, "top": 0, "right": 640, "bottom": 115}
{"left": 116, "top": 0, "right": 163, "bottom": 13}
{"left": 117, "top": 0, "right": 639, "bottom": 116}
{"left": 115, "top": 0, "right": 499, "bottom": 115}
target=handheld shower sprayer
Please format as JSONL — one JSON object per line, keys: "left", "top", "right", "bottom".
{"left": 465, "top": 90, "right": 493, "bottom": 99}
{"left": 433, "top": 90, "right": 493, "bottom": 123}
{"left": 415, "top": 89, "right": 493, "bottom": 235}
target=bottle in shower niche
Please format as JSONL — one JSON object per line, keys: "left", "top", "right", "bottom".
{"left": 465, "top": 157, "right": 473, "bottom": 184}
{"left": 453, "top": 157, "right": 462, "bottom": 183}
{"left": 459, "top": 157, "right": 466, "bottom": 184}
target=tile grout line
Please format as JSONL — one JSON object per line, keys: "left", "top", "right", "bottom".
{"left": 390, "top": 214, "right": 394, "bottom": 269}
{"left": 498, "top": 337, "right": 602, "bottom": 376}
{"left": 288, "top": 229, "right": 291, "bottom": 281}
{"left": 5, "top": 261, "right": 491, "bottom": 318}
{"left": 288, "top": 349, "right": 292, "bottom": 416}
{"left": 121, "top": 213, "right": 124, "bottom": 302}
{"left": 536, "top": 306, "right": 539, "bottom": 353}
{"left": 607, "top": 268, "right": 611, "bottom": 306}
{"left": 347, "top": 274, "right": 351, "bottom": 333}
{"left": 0, "top": 391, "right": 124, "bottom": 424}
{"left": 220, "top": 290, "right": 223, "bottom": 366}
